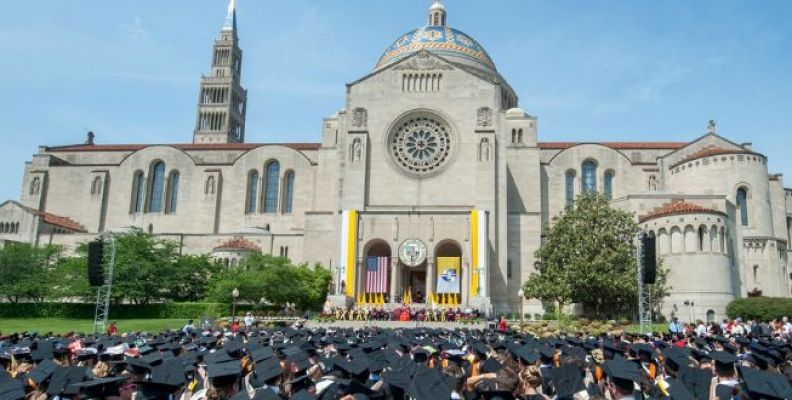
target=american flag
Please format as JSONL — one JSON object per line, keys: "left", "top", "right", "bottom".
{"left": 365, "top": 257, "right": 389, "bottom": 293}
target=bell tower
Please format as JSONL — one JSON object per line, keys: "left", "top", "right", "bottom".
{"left": 193, "top": 0, "right": 247, "bottom": 144}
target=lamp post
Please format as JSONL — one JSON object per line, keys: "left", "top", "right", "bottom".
{"left": 517, "top": 288, "right": 525, "bottom": 328}
{"left": 231, "top": 288, "right": 240, "bottom": 325}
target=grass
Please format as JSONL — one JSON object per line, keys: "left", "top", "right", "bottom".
{"left": 0, "top": 319, "right": 186, "bottom": 335}
{"left": 624, "top": 323, "right": 669, "bottom": 334}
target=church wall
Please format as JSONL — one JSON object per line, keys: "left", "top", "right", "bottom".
{"left": 642, "top": 213, "right": 734, "bottom": 320}
{"left": 345, "top": 64, "right": 502, "bottom": 210}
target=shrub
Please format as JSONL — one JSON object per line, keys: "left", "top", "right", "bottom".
{"left": 726, "top": 297, "right": 792, "bottom": 321}
{"left": 0, "top": 303, "right": 258, "bottom": 320}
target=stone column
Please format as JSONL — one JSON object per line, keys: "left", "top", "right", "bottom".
{"left": 390, "top": 258, "right": 399, "bottom": 304}
{"left": 426, "top": 259, "right": 435, "bottom": 304}
{"left": 462, "top": 260, "right": 470, "bottom": 307}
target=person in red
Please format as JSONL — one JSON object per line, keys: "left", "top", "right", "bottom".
{"left": 498, "top": 315, "right": 507, "bottom": 331}
{"left": 107, "top": 321, "right": 118, "bottom": 336}
{"left": 232, "top": 320, "right": 240, "bottom": 334}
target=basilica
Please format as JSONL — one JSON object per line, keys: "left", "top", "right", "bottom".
{"left": 1, "top": 1, "right": 790, "bottom": 318}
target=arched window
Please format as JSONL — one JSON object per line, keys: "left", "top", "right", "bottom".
{"left": 736, "top": 187, "right": 749, "bottom": 226}
{"left": 166, "top": 171, "right": 179, "bottom": 214}
{"left": 132, "top": 171, "right": 145, "bottom": 213}
{"left": 582, "top": 160, "right": 597, "bottom": 194}
{"left": 247, "top": 171, "right": 259, "bottom": 214}
{"left": 91, "top": 177, "right": 102, "bottom": 195}
{"left": 148, "top": 162, "right": 166, "bottom": 213}
{"left": 604, "top": 171, "right": 614, "bottom": 200}
{"left": 698, "top": 226, "right": 706, "bottom": 251}
{"left": 565, "top": 170, "right": 576, "bottom": 209}
{"left": 283, "top": 171, "right": 295, "bottom": 214}
{"left": 753, "top": 265, "right": 759, "bottom": 283}
{"left": 263, "top": 161, "right": 280, "bottom": 213}
{"left": 14, "top": 223, "right": 19, "bottom": 234}
{"left": 706, "top": 310, "right": 715, "bottom": 322}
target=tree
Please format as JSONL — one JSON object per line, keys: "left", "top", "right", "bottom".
{"left": 0, "top": 243, "right": 63, "bottom": 303}
{"left": 205, "top": 253, "right": 332, "bottom": 311}
{"left": 523, "top": 193, "right": 670, "bottom": 319}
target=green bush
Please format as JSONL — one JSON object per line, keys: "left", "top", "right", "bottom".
{"left": 0, "top": 303, "right": 259, "bottom": 320}
{"left": 726, "top": 297, "right": 792, "bottom": 321}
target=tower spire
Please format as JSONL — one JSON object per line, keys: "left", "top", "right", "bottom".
{"left": 193, "top": 0, "right": 247, "bottom": 144}
{"left": 222, "top": 0, "right": 237, "bottom": 32}
{"left": 428, "top": 0, "right": 447, "bottom": 27}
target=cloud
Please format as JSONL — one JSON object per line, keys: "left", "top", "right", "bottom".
{"left": 121, "top": 16, "right": 150, "bottom": 41}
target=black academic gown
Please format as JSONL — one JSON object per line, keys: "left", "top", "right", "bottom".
{"left": 538, "top": 364, "right": 554, "bottom": 397}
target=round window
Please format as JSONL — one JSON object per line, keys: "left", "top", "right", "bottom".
{"left": 388, "top": 114, "right": 453, "bottom": 177}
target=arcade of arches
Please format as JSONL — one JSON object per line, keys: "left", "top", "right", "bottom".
{"left": 355, "top": 240, "right": 464, "bottom": 305}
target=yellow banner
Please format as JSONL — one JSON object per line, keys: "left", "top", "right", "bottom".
{"left": 436, "top": 257, "right": 461, "bottom": 293}
{"left": 345, "top": 210, "right": 357, "bottom": 297}
{"left": 471, "top": 211, "right": 479, "bottom": 297}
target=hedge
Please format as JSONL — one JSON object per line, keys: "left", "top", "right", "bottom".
{"left": 726, "top": 297, "right": 792, "bottom": 321}
{"left": 0, "top": 303, "right": 262, "bottom": 320}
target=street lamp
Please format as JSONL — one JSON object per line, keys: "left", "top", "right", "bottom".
{"left": 517, "top": 288, "right": 525, "bottom": 328}
{"left": 231, "top": 288, "right": 240, "bottom": 325}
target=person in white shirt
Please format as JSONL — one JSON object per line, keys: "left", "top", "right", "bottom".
{"left": 694, "top": 320, "right": 707, "bottom": 337}
{"left": 782, "top": 316, "right": 792, "bottom": 336}
{"left": 243, "top": 312, "right": 254, "bottom": 331}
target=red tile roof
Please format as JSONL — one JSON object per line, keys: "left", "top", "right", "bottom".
{"left": 669, "top": 145, "right": 753, "bottom": 169}
{"left": 213, "top": 237, "right": 261, "bottom": 252}
{"left": 639, "top": 201, "right": 726, "bottom": 223}
{"left": 21, "top": 207, "right": 87, "bottom": 232}
{"left": 538, "top": 142, "right": 687, "bottom": 150}
{"left": 45, "top": 143, "right": 322, "bottom": 152}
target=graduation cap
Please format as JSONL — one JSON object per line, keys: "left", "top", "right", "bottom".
{"left": 230, "top": 389, "right": 284, "bottom": 400}
{"left": 27, "top": 359, "right": 58, "bottom": 385}
{"left": 550, "top": 364, "right": 586, "bottom": 399}
{"left": 0, "top": 374, "right": 25, "bottom": 400}
{"left": 290, "top": 389, "right": 315, "bottom": 400}
{"left": 207, "top": 361, "right": 242, "bottom": 388}
{"left": 741, "top": 366, "right": 792, "bottom": 400}
{"left": 661, "top": 347, "right": 688, "bottom": 372}
{"left": 250, "top": 357, "right": 283, "bottom": 388}
{"left": 287, "top": 375, "right": 315, "bottom": 394}
{"left": 665, "top": 382, "right": 696, "bottom": 400}
{"left": 480, "top": 358, "right": 503, "bottom": 374}
{"left": 47, "top": 366, "right": 88, "bottom": 396}
{"left": 408, "top": 366, "right": 455, "bottom": 400}
{"left": 709, "top": 351, "right": 737, "bottom": 374}
{"left": 470, "top": 341, "right": 490, "bottom": 357}
{"left": 69, "top": 376, "right": 127, "bottom": 399}
{"left": 251, "top": 347, "right": 274, "bottom": 363}
{"left": 477, "top": 390, "right": 515, "bottom": 400}
{"left": 601, "top": 358, "right": 641, "bottom": 391}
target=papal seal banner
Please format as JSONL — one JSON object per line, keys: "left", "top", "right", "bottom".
{"left": 398, "top": 238, "right": 428, "bottom": 267}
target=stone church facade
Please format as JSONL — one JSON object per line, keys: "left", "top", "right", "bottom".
{"left": 2, "top": 1, "right": 791, "bottom": 319}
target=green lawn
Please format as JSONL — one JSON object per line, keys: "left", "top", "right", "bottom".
{"left": 624, "top": 323, "right": 670, "bottom": 334}
{"left": 0, "top": 319, "right": 186, "bottom": 335}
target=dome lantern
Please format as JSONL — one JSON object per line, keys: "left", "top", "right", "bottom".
{"left": 428, "top": 0, "right": 447, "bottom": 27}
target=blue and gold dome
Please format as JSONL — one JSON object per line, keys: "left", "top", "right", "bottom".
{"left": 375, "top": 2, "right": 496, "bottom": 71}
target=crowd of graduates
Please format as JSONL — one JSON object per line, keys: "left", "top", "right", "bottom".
{"left": 2, "top": 318, "right": 792, "bottom": 399}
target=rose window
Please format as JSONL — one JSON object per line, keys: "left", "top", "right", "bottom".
{"left": 389, "top": 115, "right": 453, "bottom": 177}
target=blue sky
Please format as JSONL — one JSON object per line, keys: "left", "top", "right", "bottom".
{"left": 1, "top": 1, "right": 791, "bottom": 202}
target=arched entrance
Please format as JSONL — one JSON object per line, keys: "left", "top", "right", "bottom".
{"left": 434, "top": 241, "right": 463, "bottom": 306}
{"left": 360, "top": 240, "right": 391, "bottom": 302}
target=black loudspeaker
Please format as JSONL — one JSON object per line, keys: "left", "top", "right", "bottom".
{"left": 87, "top": 240, "right": 105, "bottom": 286}
{"left": 642, "top": 234, "right": 656, "bottom": 284}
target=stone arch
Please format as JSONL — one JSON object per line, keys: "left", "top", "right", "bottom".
{"left": 581, "top": 159, "right": 598, "bottom": 194}
{"left": 706, "top": 309, "right": 715, "bottom": 322}
{"left": 91, "top": 176, "right": 103, "bottom": 195}
{"left": 720, "top": 227, "right": 727, "bottom": 255}
{"left": 511, "top": 129, "right": 517, "bottom": 144}
{"left": 434, "top": 239, "right": 464, "bottom": 304}
{"left": 670, "top": 227, "right": 683, "bottom": 254}
{"left": 657, "top": 228, "right": 669, "bottom": 254}
{"left": 478, "top": 138, "right": 490, "bottom": 162}
{"left": 698, "top": 225, "right": 709, "bottom": 252}
{"left": 710, "top": 225, "right": 719, "bottom": 253}
{"left": 363, "top": 239, "right": 392, "bottom": 296}
{"left": 205, "top": 175, "right": 216, "bottom": 195}
{"left": 684, "top": 225, "right": 697, "bottom": 253}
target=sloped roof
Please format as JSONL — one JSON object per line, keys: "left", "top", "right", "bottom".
{"left": 44, "top": 143, "right": 321, "bottom": 152}
{"left": 538, "top": 142, "right": 687, "bottom": 150}
{"left": 3, "top": 201, "right": 88, "bottom": 232}
{"left": 213, "top": 237, "right": 261, "bottom": 252}
{"left": 669, "top": 145, "right": 754, "bottom": 169}
{"left": 639, "top": 201, "right": 726, "bottom": 223}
